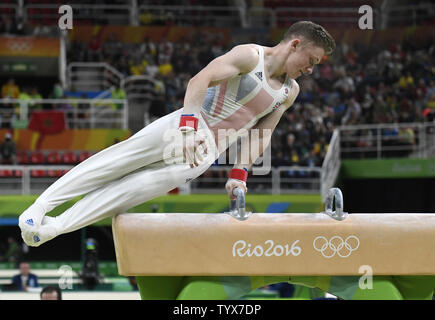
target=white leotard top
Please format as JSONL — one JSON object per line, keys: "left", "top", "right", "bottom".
{"left": 200, "top": 45, "right": 294, "bottom": 150}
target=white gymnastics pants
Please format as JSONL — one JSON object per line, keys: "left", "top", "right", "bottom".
{"left": 18, "top": 109, "right": 219, "bottom": 246}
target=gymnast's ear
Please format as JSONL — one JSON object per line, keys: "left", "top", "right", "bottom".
{"left": 288, "top": 38, "right": 301, "bottom": 52}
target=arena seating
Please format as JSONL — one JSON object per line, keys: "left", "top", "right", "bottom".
{"left": 62, "top": 151, "right": 78, "bottom": 165}
{"left": 0, "top": 150, "right": 94, "bottom": 179}
{"left": 0, "top": 169, "right": 13, "bottom": 177}
{"left": 30, "top": 151, "right": 46, "bottom": 178}
{"left": 46, "top": 151, "right": 63, "bottom": 177}
{"left": 16, "top": 151, "right": 30, "bottom": 164}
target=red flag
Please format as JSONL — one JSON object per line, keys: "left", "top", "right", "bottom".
{"left": 28, "top": 111, "right": 66, "bottom": 135}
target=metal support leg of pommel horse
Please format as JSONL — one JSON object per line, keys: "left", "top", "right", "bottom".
{"left": 112, "top": 188, "right": 435, "bottom": 300}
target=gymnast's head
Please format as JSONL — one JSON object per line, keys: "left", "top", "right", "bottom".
{"left": 279, "top": 21, "right": 336, "bottom": 79}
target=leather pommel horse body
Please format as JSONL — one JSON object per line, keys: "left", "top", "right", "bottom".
{"left": 112, "top": 188, "right": 435, "bottom": 277}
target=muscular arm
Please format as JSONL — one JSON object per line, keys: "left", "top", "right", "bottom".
{"left": 233, "top": 80, "right": 300, "bottom": 170}
{"left": 182, "top": 44, "right": 259, "bottom": 115}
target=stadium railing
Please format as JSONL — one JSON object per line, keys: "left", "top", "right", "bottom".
{"left": 0, "top": 164, "right": 321, "bottom": 196}
{"left": 1, "top": 123, "right": 433, "bottom": 196}
{"left": 67, "top": 62, "right": 124, "bottom": 92}
{"left": 137, "top": 5, "right": 243, "bottom": 27}
{"left": 121, "top": 75, "right": 160, "bottom": 101}
{"left": 0, "top": 98, "right": 128, "bottom": 129}
{"left": 191, "top": 165, "right": 322, "bottom": 195}
{"left": 274, "top": 6, "right": 380, "bottom": 27}
{"left": 0, "top": 165, "right": 73, "bottom": 195}
{"left": 339, "top": 122, "right": 435, "bottom": 160}
{"left": 247, "top": 6, "right": 276, "bottom": 28}
{"left": 24, "top": 3, "right": 132, "bottom": 26}
{"left": 380, "top": 2, "right": 434, "bottom": 27}
{"left": 121, "top": 75, "right": 162, "bottom": 130}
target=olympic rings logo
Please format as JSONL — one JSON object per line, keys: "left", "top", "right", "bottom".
{"left": 7, "top": 39, "right": 33, "bottom": 52}
{"left": 313, "top": 235, "right": 360, "bottom": 259}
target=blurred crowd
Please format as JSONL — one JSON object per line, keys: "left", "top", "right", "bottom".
{"left": 66, "top": 33, "right": 435, "bottom": 167}
{"left": 1, "top": 23, "right": 433, "bottom": 167}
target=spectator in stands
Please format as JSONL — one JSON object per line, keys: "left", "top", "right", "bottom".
{"left": 110, "top": 86, "right": 127, "bottom": 110}
{"left": 266, "top": 282, "right": 295, "bottom": 298}
{"left": 102, "top": 33, "right": 123, "bottom": 65}
{"left": 0, "top": 133, "right": 16, "bottom": 164}
{"left": 397, "top": 96, "right": 414, "bottom": 123}
{"left": 288, "top": 149, "right": 300, "bottom": 167}
{"left": 158, "top": 56, "right": 174, "bottom": 77}
{"left": 372, "top": 95, "right": 388, "bottom": 123}
{"left": 163, "top": 71, "right": 179, "bottom": 101}
{"left": 398, "top": 72, "right": 414, "bottom": 89}
{"left": 40, "top": 286, "right": 62, "bottom": 300}
{"left": 1, "top": 78, "right": 20, "bottom": 99}
{"left": 423, "top": 93, "right": 435, "bottom": 122}
{"left": 167, "top": 95, "right": 179, "bottom": 113}
{"left": 144, "top": 56, "right": 159, "bottom": 77}
{"left": 52, "top": 83, "right": 64, "bottom": 99}
{"left": 0, "top": 237, "right": 21, "bottom": 264}
{"left": 87, "top": 35, "right": 103, "bottom": 62}
{"left": 139, "top": 11, "right": 155, "bottom": 26}
{"left": 128, "top": 276, "right": 138, "bottom": 291}
{"left": 129, "top": 57, "right": 147, "bottom": 76}
{"left": 11, "top": 261, "right": 40, "bottom": 291}
{"left": 18, "top": 87, "right": 32, "bottom": 111}
{"left": 29, "top": 87, "right": 43, "bottom": 110}
{"left": 66, "top": 24, "right": 433, "bottom": 164}
{"left": 76, "top": 94, "right": 90, "bottom": 128}
{"left": 341, "top": 97, "right": 361, "bottom": 125}
{"left": 398, "top": 126, "right": 416, "bottom": 156}
{"left": 426, "top": 81, "right": 435, "bottom": 100}
{"left": 1, "top": 79, "right": 20, "bottom": 127}
{"left": 157, "top": 38, "right": 173, "bottom": 64}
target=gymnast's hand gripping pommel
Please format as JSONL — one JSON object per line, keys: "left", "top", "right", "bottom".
{"left": 225, "top": 187, "right": 252, "bottom": 221}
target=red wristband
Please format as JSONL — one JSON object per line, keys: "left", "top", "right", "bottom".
{"left": 229, "top": 168, "right": 248, "bottom": 182}
{"left": 179, "top": 114, "right": 199, "bottom": 131}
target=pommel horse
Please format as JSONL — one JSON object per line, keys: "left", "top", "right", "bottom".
{"left": 112, "top": 188, "right": 435, "bottom": 300}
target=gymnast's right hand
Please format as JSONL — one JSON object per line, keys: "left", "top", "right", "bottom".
{"left": 179, "top": 114, "right": 207, "bottom": 168}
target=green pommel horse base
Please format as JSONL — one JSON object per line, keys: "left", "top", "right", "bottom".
{"left": 112, "top": 188, "right": 435, "bottom": 300}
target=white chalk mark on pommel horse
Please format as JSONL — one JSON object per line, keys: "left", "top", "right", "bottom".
{"left": 112, "top": 188, "right": 435, "bottom": 277}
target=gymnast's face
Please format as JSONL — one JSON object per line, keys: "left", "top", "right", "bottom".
{"left": 284, "top": 39, "right": 324, "bottom": 79}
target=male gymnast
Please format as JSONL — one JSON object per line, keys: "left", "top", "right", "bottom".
{"left": 19, "top": 21, "right": 335, "bottom": 247}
